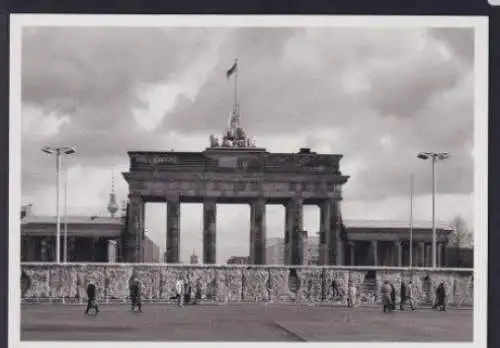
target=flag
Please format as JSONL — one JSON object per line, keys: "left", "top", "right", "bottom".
{"left": 226, "top": 61, "right": 237, "bottom": 79}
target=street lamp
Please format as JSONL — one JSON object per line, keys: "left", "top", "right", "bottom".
{"left": 416, "top": 151, "right": 450, "bottom": 269}
{"left": 42, "top": 146, "right": 76, "bottom": 264}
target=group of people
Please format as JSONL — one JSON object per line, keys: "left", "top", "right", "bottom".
{"left": 84, "top": 276, "right": 199, "bottom": 315}
{"left": 84, "top": 277, "right": 448, "bottom": 315}
{"left": 380, "top": 280, "right": 447, "bottom": 313}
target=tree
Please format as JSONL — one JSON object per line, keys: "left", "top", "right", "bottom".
{"left": 448, "top": 215, "right": 473, "bottom": 267}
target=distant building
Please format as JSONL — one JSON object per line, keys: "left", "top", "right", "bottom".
{"left": 190, "top": 252, "right": 199, "bottom": 264}
{"left": 266, "top": 238, "right": 284, "bottom": 265}
{"left": 143, "top": 237, "right": 161, "bottom": 263}
{"left": 20, "top": 212, "right": 161, "bottom": 263}
{"left": 265, "top": 219, "right": 456, "bottom": 267}
{"left": 20, "top": 182, "right": 161, "bottom": 263}
{"left": 226, "top": 256, "right": 250, "bottom": 264}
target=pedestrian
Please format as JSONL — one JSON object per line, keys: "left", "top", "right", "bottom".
{"left": 332, "top": 280, "right": 339, "bottom": 300}
{"left": 400, "top": 281, "right": 407, "bottom": 311}
{"left": 194, "top": 279, "right": 202, "bottom": 305}
{"left": 381, "top": 281, "right": 392, "bottom": 313}
{"left": 434, "top": 281, "right": 447, "bottom": 311}
{"left": 390, "top": 283, "right": 396, "bottom": 311}
{"left": 175, "top": 276, "right": 184, "bottom": 307}
{"left": 85, "top": 282, "right": 99, "bottom": 316}
{"left": 130, "top": 280, "right": 142, "bottom": 313}
{"left": 406, "top": 280, "right": 416, "bottom": 311}
{"left": 184, "top": 281, "right": 192, "bottom": 305}
{"left": 347, "top": 281, "right": 356, "bottom": 308}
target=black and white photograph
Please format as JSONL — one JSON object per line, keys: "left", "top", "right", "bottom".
{"left": 10, "top": 15, "right": 487, "bottom": 345}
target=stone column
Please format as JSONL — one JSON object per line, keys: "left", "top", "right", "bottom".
{"left": 166, "top": 197, "right": 181, "bottom": 263}
{"left": 107, "top": 240, "right": 117, "bottom": 263}
{"left": 288, "top": 196, "right": 304, "bottom": 265}
{"left": 437, "top": 243, "right": 443, "bottom": 267}
{"left": 318, "top": 200, "right": 331, "bottom": 265}
{"left": 419, "top": 242, "right": 425, "bottom": 267}
{"left": 371, "top": 240, "right": 378, "bottom": 266}
{"left": 126, "top": 194, "right": 144, "bottom": 263}
{"left": 284, "top": 203, "right": 291, "bottom": 265}
{"left": 396, "top": 241, "right": 403, "bottom": 267}
{"left": 250, "top": 198, "right": 266, "bottom": 265}
{"left": 328, "top": 200, "right": 339, "bottom": 265}
{"left": 350, "top": 242, "right": 356, "bottom": 266}
{"left": 427, "top": 244, "right": 433, "bottom": 267}
{"left": 28, "top": 238, "right": 36, "bottom": 261}
{"left": 203, "top": 199, "right": 217, "bottom": 264}
{"left": 68, "top": 236, "right": 76, "bottom": 262}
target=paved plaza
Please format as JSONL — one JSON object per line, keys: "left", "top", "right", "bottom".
{"left": 21, "top": 303, "right": 473, "bottom": 342}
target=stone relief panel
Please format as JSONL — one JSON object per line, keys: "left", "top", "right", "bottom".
{"left": 106, "top": 265, "right": 133, "bottom": 300}
{"left": 268, "top": 268, "right": 291, "bottom": 301}
{"left": 296, "top": 268, "right": 323, "bottom": 303}
{"left": 242, "top": 268, "right": 270, "bottom": 301}
{"left": 20, "top": 264, "right": 473, "bottom": 307}
{"left": 217, "top": 268, "right": 243, "bottom": 302}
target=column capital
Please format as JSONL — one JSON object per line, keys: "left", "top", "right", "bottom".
{"left": 128, "top": 192, "right": 142, "bottom": 203}
{"left": 203, "top": 197, "right": 217, "bottom": 205}
{"left": 166, "top": 193, "right": 180, "bottom": 203}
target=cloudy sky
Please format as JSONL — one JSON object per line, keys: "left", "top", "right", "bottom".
{"left": 21, "top": 25, "right": 476, "bottom": 263}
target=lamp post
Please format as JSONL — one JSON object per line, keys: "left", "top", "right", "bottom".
{"left": 409, "top": 174, "right": 414, "bottom": 268}
{"left": 416, "top": 151, "right": 450, "bottom": 269}
{"left": 63, "top": 165, "right": 69, "bottom": 263}
{"left": 42, "top": 146, "right": 76, "bottom": 264}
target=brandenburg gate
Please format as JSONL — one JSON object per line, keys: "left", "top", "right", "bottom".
{"left": 121, "top": 60, "right": 349, "bottom": 265}
{"left": 121, "top": 128, "right": 349, "bottom": 265}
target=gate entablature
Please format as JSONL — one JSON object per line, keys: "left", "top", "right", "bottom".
{"left": 123, "top": 149, "right": 348, "bottom": 202}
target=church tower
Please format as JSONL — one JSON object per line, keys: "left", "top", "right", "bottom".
{"left": 107, "top": 170, "right": 119, "bottom": 218}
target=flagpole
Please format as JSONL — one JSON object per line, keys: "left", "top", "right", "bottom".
{"left": 234, "top": 58, "right": 239, "bottom": 114}
{"left": 409, "top": 174, "right": 414, "bottom": 268}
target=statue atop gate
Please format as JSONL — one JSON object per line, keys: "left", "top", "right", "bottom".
{"left": 209, "top": 59, "right": 256, "bottom": 149}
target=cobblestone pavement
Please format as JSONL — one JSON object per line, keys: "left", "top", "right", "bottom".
{"left": 21, "top": 303, "right": 473, "bottom": 342}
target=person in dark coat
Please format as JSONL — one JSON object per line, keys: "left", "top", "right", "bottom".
{"left": 434, "top": 281, "right": 446, "bottom": 311}
{"left": 194, "top": 279, "right": 202, "bottom": 305}
{"left": 390, "top": 283, "right": 396, "bottom": 311}
{"left": 85, "top": 282, "right": 99, "bottom": 316}
{"left": 331, "top": 280, "right": 339, "bottom": 299}
{"left": 400, "top": 282, "right": 407, "bottom": 311}
{"left": 130, "top": 280, "right": 142, "bottom": 313}
{"left": 184, "top": 282, "right": 192, "bottom": 305}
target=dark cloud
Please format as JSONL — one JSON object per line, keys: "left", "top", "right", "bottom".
{"left": 20, "top": 26, "right": 476, "bottom": 206}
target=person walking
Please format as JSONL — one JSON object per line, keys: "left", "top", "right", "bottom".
{"left": 406, "top": 280, "right": 416, "bottom": 311}
{"left": 434, "top": 281, "right": 447, "bottom": 311}
{"left": 390, "top": 283, "right": 396, "bottom": 311}
{"left": 400, "top": 281, "right": 407, "bottom": 311}
{"left": 85, "top": 282, "right": 99, "bottom": 316}
{"left": 175, "top": 277, "right": 184, "bottom": 307}
{"left": 130, "top": 280, "right": 142, "bottom": 313}
{"left": 381, "top": 281, "right": 392, "bottom": 313}
{"left": 347, "top": 281, "right": 357, "bottom": 308}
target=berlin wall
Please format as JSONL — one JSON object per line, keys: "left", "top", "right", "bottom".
{"left": 20, "top": 263, "right": 473, "bottom": 307}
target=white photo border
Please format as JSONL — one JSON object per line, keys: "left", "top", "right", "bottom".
{"left": 9, "top": 14, "right": 489, "bottom": 348}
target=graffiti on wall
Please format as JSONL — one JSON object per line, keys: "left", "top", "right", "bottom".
{"left": 20, "top": 264, "right": 473, "bottom": 307}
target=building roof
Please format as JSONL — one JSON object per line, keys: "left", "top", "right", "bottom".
{"left": 343, "top": 219, "right": 453, "bottom": 231}
{"left": 21, "top": 215, "right": 123, "bottom": 225}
